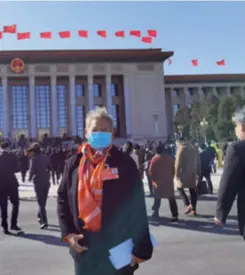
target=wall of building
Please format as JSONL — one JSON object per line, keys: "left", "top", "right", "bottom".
{"left": 125, "top": 63, "right": 167, "bottom": 140}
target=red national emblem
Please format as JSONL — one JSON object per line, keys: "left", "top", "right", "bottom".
{"left": 10, "top": 58, "right": 25, "bottom": 73}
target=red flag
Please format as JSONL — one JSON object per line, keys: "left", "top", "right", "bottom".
{"left": 130, "top": 30, "right": 141, "bottom": 37}
{"left": 216, "top": 59, "right": 225, "bottom": 66}
{"left": 168, "top": 59, "right": 172, "bottom": 66}
{"left": 59, "top": 31, "right": 71, "bottom": 39}
{"left": 40, "top": 32, "right": 52, "bottom": 39}
{"left": 17, "top": 32, "right": 31, "bottom": 40}
{"left": 0, "top": 32, "right": 2, "bottom": 40}
{"left": 115, "top": 31, "right": 125, "bottom": 38}
{"left": 192, "top": 59, "right": 198, "bottom": 66}
{"left": 141, "top": 36, "right": 152, "bottom": 44}
{"left": 78, "top": 30, "right": 88, "bottom": 38}
{"left": 3, "top": 24, "right": 16, "bottom": 34}
{"left": 97, "top": 30, "right": 107, "bottom": 38}
{"left": 147, "top": 30, "right": 157, "bottom": 38}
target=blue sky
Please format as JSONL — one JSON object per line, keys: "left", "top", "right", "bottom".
{"left": 0, "top": 1, "right": 244, "bottom": 75}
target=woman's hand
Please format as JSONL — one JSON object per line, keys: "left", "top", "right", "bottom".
{"left": 66, "top": 233, "right": 88, "bottom": 253}
{"left": 131, "top": 255, "right": 146, "bottom": 266}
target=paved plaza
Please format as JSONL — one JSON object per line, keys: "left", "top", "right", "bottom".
{"left": 1, "top": 169, "right": 244, "bottom": 275}
{"left": 18, "top": 169, "right": 224, "bottom": 199}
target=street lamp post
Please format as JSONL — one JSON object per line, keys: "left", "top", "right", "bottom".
{"left": 152, "top": 113, "right": 159, "bottom": 137}
{"left": 200, "top": 118, "right": 208, "bottom": 144}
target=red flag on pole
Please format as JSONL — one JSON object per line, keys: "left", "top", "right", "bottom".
{"left": 216, "top": 59, "right": 225, "bottom": 66}
{"left": 168, "top": 59, "right": 172, "bottom": 66}
{"left": 141, "top": 36, "right": 152, "bottom": 44}
{"left": 78, "top": 30, "right": 88, "bottom": 38}
{"left": 17, "top": 32, "right": 31, "bottom": 40}
{"left": 3, "top": 24, "right": 16, "bottom": 34}
{"left": 97, "top": 30, "right": 107, "bottom": 38}
{"left": 40, "top": 32, "right": 52, "bottom": 39}
{"left": 0, "top": 32, "right": 2, "bottom": 39}
{"left": 130, "top": 30, "right": 141, "bottom": 37}
{"left": 147, "top": 30, "right": 157, "bottom": 38}
{"left": 115, "top": 31, "right": 125, "bottom": 38}
{"left": 59, "top": 31, "right": 71, "bottom": 39}
{"left": 192, "top": 59, "right": 198, "bottom": 66}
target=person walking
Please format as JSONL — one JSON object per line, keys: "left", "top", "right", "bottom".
{"left": 215, "top": 107, "right": 245, "bottom": 240}
{"left": 175, "top": 138, "right": 201, "bottom": 216}
{"left": 57, "top": 107, "right": 153, "bottom": 275}
{"left": 199, "top": 144, "right": 213, "bottom": 194}
{"left": 27, "top": 143, "right": 51, "bottom": 229}
{"left": 0, "top": 141, "right": 23, "bottom": 235}
{"left": 149, "top": 144, "right": 178, "bottom": 221}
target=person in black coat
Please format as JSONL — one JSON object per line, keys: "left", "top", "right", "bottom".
{"left": 215, "top": 107, "right": 245, "bottom": 240}
{"left": 57, "top": 107, "right": 153, "bottom": 275}
{"left": 199, "top": 144, "right": 213, "bottom": 194}
{"left": 0, "top": 141, "right": 23, "bottom": 234}
{"left": 27, "top": 143, "right": 51, "bottom": 229}
{"left": 18, "top": 150, "right": 29, "bottom": 182}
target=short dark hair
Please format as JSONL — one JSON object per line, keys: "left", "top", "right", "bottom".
{"left": 156, "top": 144, "right": 165, "bottom": 155}
{"left": 200, "top": 143, "right": 206, "bottom": 150}
{"left": 0, "top": 141, "right": 9, "bottom": 149}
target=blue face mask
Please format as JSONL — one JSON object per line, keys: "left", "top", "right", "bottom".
{"left": 88, "top": 132, "right": 112, "bottom": 150}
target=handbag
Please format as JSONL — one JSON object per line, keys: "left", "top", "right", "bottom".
{"left": 197, "top": 180, "right": 209, "bottom": 196}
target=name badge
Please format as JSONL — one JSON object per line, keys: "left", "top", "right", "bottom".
{"left": 101, "top": 168, "right": 119, "bottom": 181}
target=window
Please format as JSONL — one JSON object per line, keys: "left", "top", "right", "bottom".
{"left": 111, "top": 84, "right": 118, "bottom": 96}
{"left": 93, "top": 84, "right": 101, "bottom": 97}
{"left": 112, "top": 104, "right": 120, "bottom": 136}
{"left": 188, "top": 88, "right": 193, "bottom": 96}
{"left": 202, "top": 88, "right": 207, "bottom": 96}
{"left": 76, "top": 105, "right": 85, "bottom": 138}
{"left": 36, "top": 85, "right": 51, "bottom": 129}
{"left": 0, "top": 87, "right": 3, "bottom": 130}
{"left": 11, "top": 86, "right": 29, "bottom": 129}
{"left": 173, "top": 104, "right": 180, "bottom": 114}
{"left": 56, "top": 85, "right": 68, "bottom": 134}
{"left": 173, "top": 89, "right": 179, "bottom": 97}
{"left": 76, "top": 84, "right": 84, "bottom": 97}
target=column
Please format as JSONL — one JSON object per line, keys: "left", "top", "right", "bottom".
{"left": 105, "top": 65, "right": 112, "bottom": 115}
{"left": 87, "top": 65, "right": 94, "bottom": 110}
{"left": 226, "top": 86, "right": 231, "bottom": 96}
{"left": 29, "top": 74, "right": 37, "bottom": 138}
{"left": 183, "top": 87, "right": 189, "bottom": 107}
{"left": 2, "top": 76, "right": 9, "bottom": 138}
{"left": 123, "top": 74, "right": 131, "bottom": 137}
{"left": 51, "top": 74, "right": 58, "bottom": 137}
{"left": 212, "top": 87, "right": 218, "bottom": 97}
{"left": 69, "top": 74, "right": 76, "bottom": 137}
{"left": 197, "top": 86, "right": 204, "bottom": 101}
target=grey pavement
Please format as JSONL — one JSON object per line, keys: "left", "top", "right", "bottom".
{"left": 0, "top": 191, "right": 244, "bottom": 275}
{"left": 18, "top": 169, "right": 223, "bottom": 199}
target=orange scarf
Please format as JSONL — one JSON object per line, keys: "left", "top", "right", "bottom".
{"left": 78, "top": 142, "right": 112, "bottom": 232}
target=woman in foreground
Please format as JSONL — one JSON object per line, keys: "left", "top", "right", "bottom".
{"left": 57, "top": 107, "right": 153, "bottom": 275}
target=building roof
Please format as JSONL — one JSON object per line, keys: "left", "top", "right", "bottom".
{"left": 0, "top": 49, "right": 173, "bottom": 64}
{"left": 164, "top": 74, "right": 245, "bottom": 84}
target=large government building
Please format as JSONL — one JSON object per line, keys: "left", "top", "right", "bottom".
{"left": 0, "top": 49, "right": 172, "bottom": 140}
{"left": 0, "top": 49, "right": 245, "bottom": 140}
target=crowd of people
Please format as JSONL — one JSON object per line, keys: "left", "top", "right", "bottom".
{"left": 0, "top": 106, "right": 245, "bottom": 275}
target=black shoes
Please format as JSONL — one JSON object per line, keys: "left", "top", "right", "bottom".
{"left": 10, "top": 225, "right": 24, "bottom": 235}
{"left": 3, "top": 228, "right": 10, "bottom": 235}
